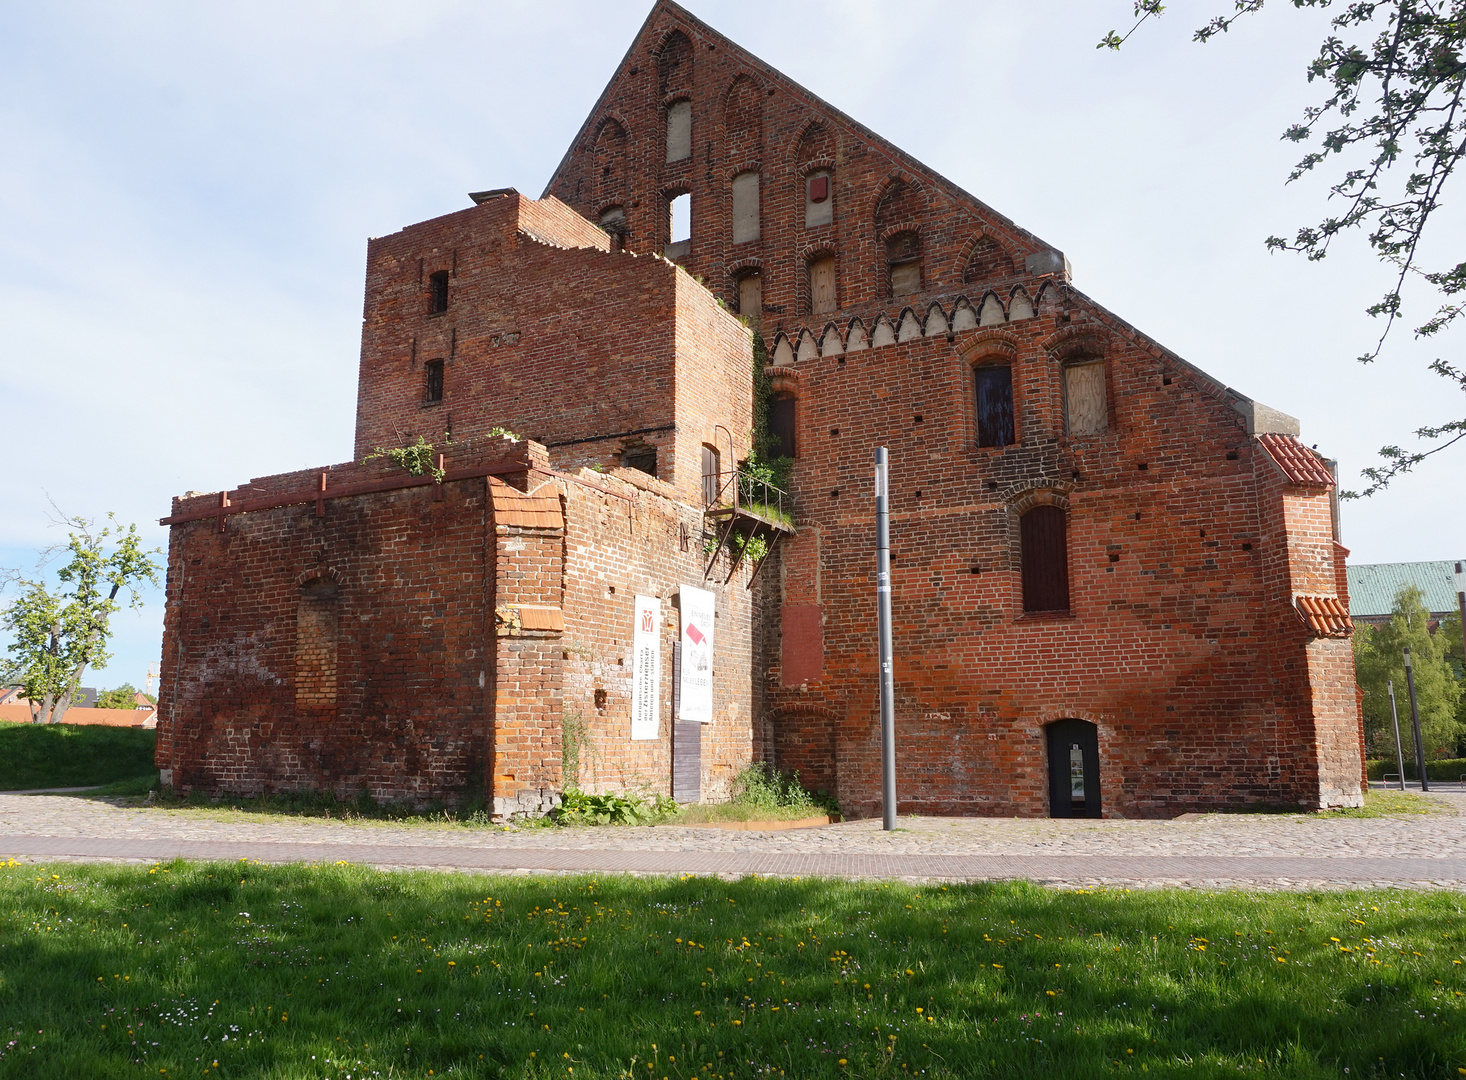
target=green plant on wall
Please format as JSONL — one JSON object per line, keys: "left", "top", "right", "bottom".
{"left": 363, "top": 435, "right": 446, "bottom": 484}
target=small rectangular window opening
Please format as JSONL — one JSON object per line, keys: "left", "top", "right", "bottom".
{"left": 670, "top": 193, "right": 691, "bottom": 243}
{"left": 769, "top": 396, "right": 797, "bottom": 458}
{"left": 428, "top": 271, "right": 449, "bottom": 314}
{"left": 423, "top": 359, "right": 444, "bottom": 403}
{"left": 622, "top": 445, "right": 658, "bottom": 477}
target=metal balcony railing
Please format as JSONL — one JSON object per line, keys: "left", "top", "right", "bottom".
{"left": 702, "top": 468, "right": 795, "bottom": 531}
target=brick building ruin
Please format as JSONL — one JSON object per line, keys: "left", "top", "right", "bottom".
{"left": 156, "top": 0, "right": 1365, "bottom": 817}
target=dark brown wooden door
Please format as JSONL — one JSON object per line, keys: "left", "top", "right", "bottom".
{"left": 1047, "top": 719, "right": 1100, "bottom": 818}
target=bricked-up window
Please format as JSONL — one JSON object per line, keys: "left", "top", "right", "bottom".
{"left": 808, "top": 254, "right": 836, "bottom": 315}
{"left": 665, "top": 100, "right": 692, "bottom": 163}
{"left": 428, "top": 270, "right": 449, "bottom": 314}
{"left": 296, "top": 578, "right": 340, "bottom": 712}
{"left": 1020, "top": 505, "right": 1070, "bottom": 613}
{"left": 736, "top": 272, "right": 762, "bottom": 328}
{"left": 1064, "top": 360, "right": 1108, "bottom": 436}
{"left": 423, "top": 359, "right": 444, "bottom": 404}
{"left": 731, "top": 171, "right": 760, "bottom": 244}
{"left": 974, "top": 365, "right": 1014, "bottom": 448}
{"left": 701, "top": 444, "right": 721, "bottom": 506}
{"left": 622, "top": 445, "right": 657, "bottom": 477}
{"left": 805, "top": 169, "right": 833, "bottom": 228}
{"left": 769, "top": 395, "right": 796, "bottom": 458}
{"left": 886, "top": 231, "right": 922, "bottom": 297}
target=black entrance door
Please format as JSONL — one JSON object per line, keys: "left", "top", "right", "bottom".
{"left": 1046, "top": 719, "right": 1101, "bottom": 818}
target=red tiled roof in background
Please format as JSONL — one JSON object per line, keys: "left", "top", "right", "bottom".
{"left": 489, "top": 478, "right": 563, "bottom": 530}
{"left": 1258, "top": 433, "right": 1336, "bottom": 487}
{"left": 1296, "top": 595, "right": 1353, "bottom": 637}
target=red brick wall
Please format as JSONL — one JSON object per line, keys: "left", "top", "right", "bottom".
{"left": 756, "top": 284, "right": 1362, "bottom": 817}
{"left": 353, "top": 191, "right": 752, "bottom": 508}
{"left": 158, "top": 459, "right": 495, "bottom": 804}
{"left": 157, "top": 441, "right": 764, "bottom": 812}
{"left": 544, "top": 4, "right": 1061, "bottom": 349}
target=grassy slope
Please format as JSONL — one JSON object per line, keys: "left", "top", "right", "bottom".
{"left": 0, "top": 864, "right": 1461, "bottom": 1079}
{"left": 0, "top": 721, "right": 155, "bottom": 791}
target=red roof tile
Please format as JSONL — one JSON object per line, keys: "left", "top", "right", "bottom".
{"left": 1258, "top": 433, "right": 1335, "bottom": 487}
{"left": 489, "top": 478, "right": 563, "bottom": 530}
{"left": 514, "top": 605, "right": 566, "bottom": 632}
{"left": 1296, "top": 595, "right": 1353, "bottom": 637}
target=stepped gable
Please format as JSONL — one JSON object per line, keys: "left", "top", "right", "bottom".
{"left": 542, "top": 0, "right": 1066, "bottom": 337}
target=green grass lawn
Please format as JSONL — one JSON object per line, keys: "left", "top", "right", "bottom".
{"left": 0, "top": 864, "right": 1462, "bottom": 1079}
{"left": 0, "top": 720, "right": 155, "bottom": 791}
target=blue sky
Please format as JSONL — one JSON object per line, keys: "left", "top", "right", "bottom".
{"left": 2, "top": 0, "right": 1462, "bottom": 689}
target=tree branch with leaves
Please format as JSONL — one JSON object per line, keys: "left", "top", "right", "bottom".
{"left": 1103, "top": 0, "right": 1466, "bottom": 495}
{"left": 1, "top": 513, "right": 161, "bottom": 724}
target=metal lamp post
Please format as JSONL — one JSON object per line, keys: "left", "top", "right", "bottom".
{"left": 1403, "top": 646, "right": 1429, "bottom": 792}
{"left": 875, "top": 447, "right": 896, "bottom": 831}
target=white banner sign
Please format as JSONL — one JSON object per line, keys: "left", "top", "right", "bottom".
{"left": 678, "top": 585, "right": 715, "bottom": 723}
{"left": 630, "top": 595, "right": 662, "bottom": 740}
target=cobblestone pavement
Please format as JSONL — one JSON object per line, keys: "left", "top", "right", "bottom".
{"left": 2, "top": 792, "right": 1464, "bottom": 889}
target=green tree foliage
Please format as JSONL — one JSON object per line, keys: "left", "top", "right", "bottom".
{"left": 1353, "top": 586, "right": 1463, "bottom": 759}
{"left": 1, "top": 514, "right": 161, "bottom": 725}
{"left": 1103, "top": 1, "right": 1466, "bottom": 491}
{"left": 96, "top": 683, "right": 140, "bottom": 710}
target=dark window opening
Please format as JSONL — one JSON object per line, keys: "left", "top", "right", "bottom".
{"left": 599, "top": 207, "right": 627, "bottom": 252}
{"left": 974, "top": 366, "right": 1014, "bottom": 448}
{"left": 428, "top": 271, "right": 449, "bottom": 314}
{"left": 423, "top": 359, "right": 444, "bottom": 404}
{"left": 622, "top": 445, "right": 657, "bottom": 477}
{"left": 769, "top": 396, "right": 796, "bottom": 458}
{"left": 1020, "top": 504, "right": 1070, "bottom": 613}
{"left": 593, "top": 688, "right": 608, "bottom": 712}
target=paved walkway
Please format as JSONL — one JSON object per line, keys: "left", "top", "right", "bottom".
{"left": 3, "top": 791, "right": 1465, "bottom": 889}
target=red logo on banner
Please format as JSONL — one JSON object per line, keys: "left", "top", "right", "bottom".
{"left": 685, "top": 622, "right": 705, "bottom": 645}
{"left": 640, "top": 610, "right": 654, "bottom": 633}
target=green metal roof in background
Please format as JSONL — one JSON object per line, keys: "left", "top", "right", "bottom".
{"left": 1346, "top": 560, "right": 1464, "bottom": 617}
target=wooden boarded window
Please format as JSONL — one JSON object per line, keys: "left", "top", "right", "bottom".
{"left": 1064, "top": 360, "right": 1108, "bottom": 436}
{"left": 1020, "top": 505, "right": 1070, "bottom": 613}
{"left": 701, "top": 444, "right": 721, "bottom": 506}
{"left": 731, "top": 171, "right": 760, "bottom": 244}
{"left": 974, "top": 366, "right": 1014, "bottom": 448}
{"left": 808, "top": 254, "right": 836, "bottom": 315}
{"left": 769, "top": 396, "right": 796, "bottom": 458}
{"left": 805, "top": 169, "right": 833, "bottom": 228}
{"left": 665, "top": 100, "right": 692, "bottom": 163}
{"left": 737, "top": 272, "right": 762, "bottom": 328}
{"left": 296, "top": 578, "right": 340, "bottom": 712}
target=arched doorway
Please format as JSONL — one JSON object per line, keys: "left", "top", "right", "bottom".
{"left": 1046, "top": 719, "right": 1100, "bottom": 818}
